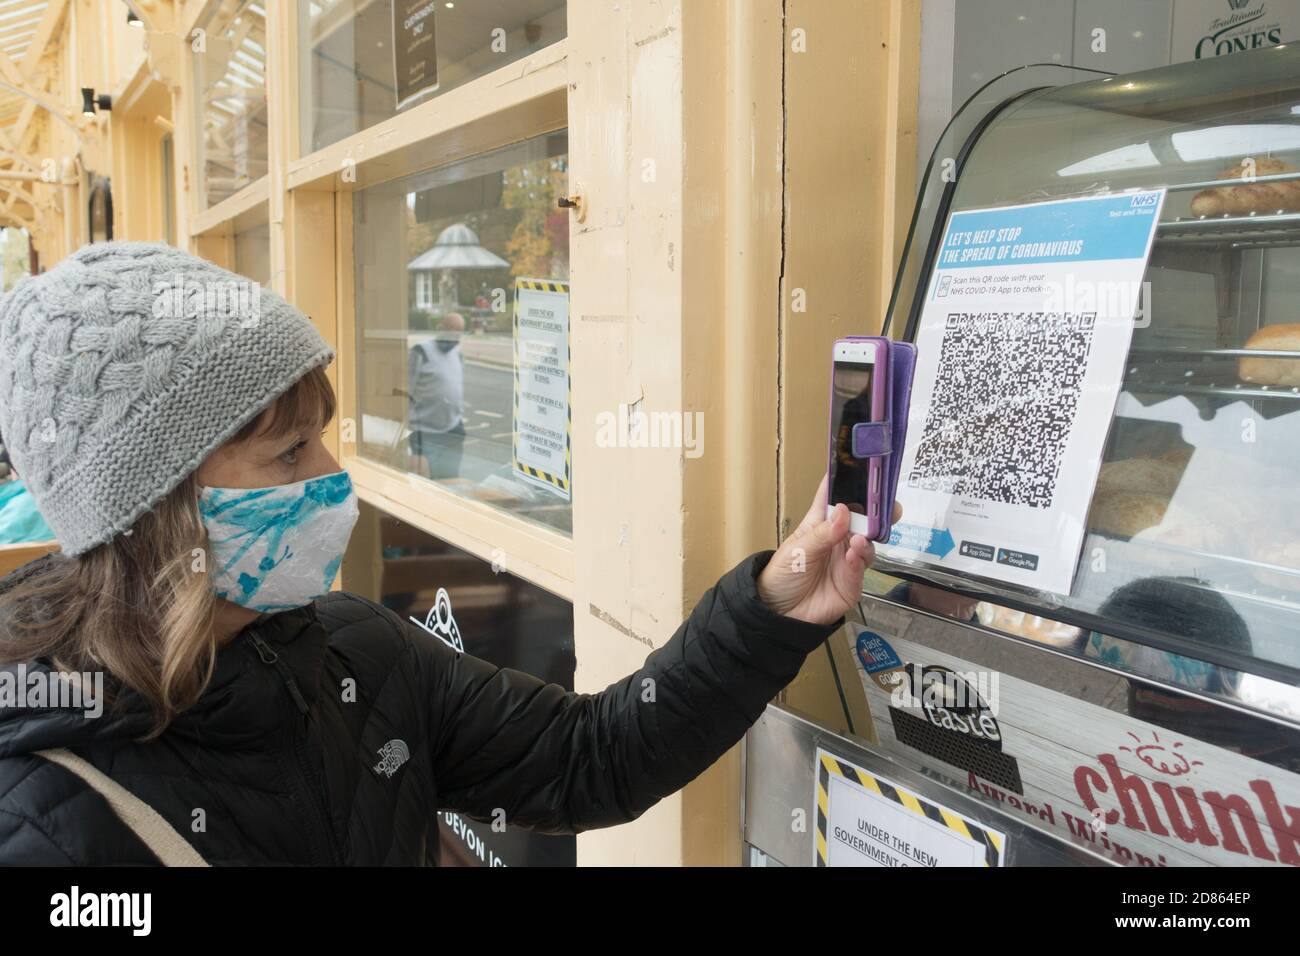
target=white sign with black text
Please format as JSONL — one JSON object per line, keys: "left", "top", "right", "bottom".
{"left": 881, "top": 190, "right": 1165, "bottom": 595}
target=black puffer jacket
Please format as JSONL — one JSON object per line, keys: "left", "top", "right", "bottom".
{"left": 0, "top": 551, "right": 837, "bottom": 865}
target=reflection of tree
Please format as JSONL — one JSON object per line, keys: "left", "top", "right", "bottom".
{"left": 408, "top": 207, "right": 439, "bottom": 260}
{"left": 402, "top": 153, "right": 569, "bottom": 332}
{"left": 1, "top": 229, "right": 29, "bottom": 292}
{"left": 503, "top": 156, "right": 569, "bottom": 280}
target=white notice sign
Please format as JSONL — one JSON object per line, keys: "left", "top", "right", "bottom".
{"left": 880, "top": 190, "right": 1165, "bottom": 594}
{"left": 512, "top": 278, "right": 571, "bottom": 499}
{"left": 815, "top": 749, "right": 1005, "bottom": 867}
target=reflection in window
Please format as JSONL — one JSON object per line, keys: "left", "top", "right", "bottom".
{"left": 299, "top": 0, "right": 566, "bottom": 154}
{"left": 87, "top": 176, "right": 112, "bottom": 242}
{"left": 356, "top": 502, "right": 575, "bottom": 865}
{"left": 353, "top": 131, "right": 571, "bottom": 535}
{"left": 1059, "top": 125, "right": 1300, "bottom": 178}
{"left": 161, "top": 134, "right": 176, "bottom": 245}
{"left": 193, "top": 0, "right": 268, "bottom": 208}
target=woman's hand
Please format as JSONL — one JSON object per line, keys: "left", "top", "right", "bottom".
{"left": 756, "top": 476, "right": 899, "bottom": 626}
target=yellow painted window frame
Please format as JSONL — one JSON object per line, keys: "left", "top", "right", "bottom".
{"left": 191, "top": 194, "right": 269, "bottom": 276}
{"left": 191, "top": 175, "right": 268, "bottom": 238}
{"left": 275, "top": 9, "right": 574, "bottom": 599}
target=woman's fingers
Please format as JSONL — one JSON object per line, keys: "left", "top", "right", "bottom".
{"left": 811, "top": 473, "right": 830, "bottom": 514}
{"left": 793, "top": 477, "right": 898, "bottom": 557}
{"left": 832, "top": 533, "right": 873, "bottom": 605}
{"left": 796, "top": 474, "right": 831, "bottom": 534}
{"left": 843, "top": 533, "right": 871, "bottom": 569}
{"left": 807, "top": 501, "right": 851, "bottom": 555}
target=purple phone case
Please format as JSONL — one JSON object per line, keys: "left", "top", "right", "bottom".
{"left": 833, "top": 336, "right": 917, "bottom": 543}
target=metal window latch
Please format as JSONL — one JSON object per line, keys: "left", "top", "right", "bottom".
{"left": 558, "top": 186, "right": 586, "bottom": 223}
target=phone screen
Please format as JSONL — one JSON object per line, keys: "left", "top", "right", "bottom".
{"left": 829, "top": 360, "right": 875, "bottom": 515}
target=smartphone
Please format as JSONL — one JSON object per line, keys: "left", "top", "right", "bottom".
{"left": 827, "top": 338, "right": 890, "bottom": 539}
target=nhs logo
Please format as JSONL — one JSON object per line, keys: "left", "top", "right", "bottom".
{"left": 1130, "top": 192, "right": 1159, "bottom": 208}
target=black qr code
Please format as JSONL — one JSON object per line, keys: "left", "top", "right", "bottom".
{"left": 908, "top": 311, "right": 1096, "bottom": 509}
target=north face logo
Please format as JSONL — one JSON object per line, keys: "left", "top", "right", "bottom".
{"left": 373, "top": 739, "right": 410, "bottom": 778}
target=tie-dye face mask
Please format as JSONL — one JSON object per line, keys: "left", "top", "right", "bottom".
{"left": 198, "top": 470, "right": 360, "bottom": 613}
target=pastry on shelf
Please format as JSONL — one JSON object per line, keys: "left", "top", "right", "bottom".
{"left": 1096, "top": 457, "right": 1184, "bottom": 499}
{"left": 1088, "top": 489, "right": 1169, "bottom": 538}
{"left": 977, "top": 603, "right": 1082, "bottom": 648}
{"left": 1189, "top": 156, "right": 1300, "bottom": 217}
{"left": 1249, "top": 535, "right": 1300, "bottom": 591}
{"left": 1238, "top": 323, "right": 1300, "bottom": 387}
{"left": 1157, "top": 446, "right": 1194, "bottom": 469}
{"left": 1132, "top": 504, "right": 1231, "bottom": 569}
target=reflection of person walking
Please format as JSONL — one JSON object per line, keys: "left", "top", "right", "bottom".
{"left": 408, "top": 313, "right": 466, "bottom": 480}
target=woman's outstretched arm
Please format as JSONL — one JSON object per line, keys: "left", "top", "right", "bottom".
{"left": 421, "top": 481, "right": 882, "bottom": 833}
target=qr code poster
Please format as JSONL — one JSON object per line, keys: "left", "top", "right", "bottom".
{"left": 881, "top": 190, "right": 1166, "bottom": 594}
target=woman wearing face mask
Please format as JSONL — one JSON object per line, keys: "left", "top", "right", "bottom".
{"left": 0, "top": 243, "right": 879, "bottom": 866}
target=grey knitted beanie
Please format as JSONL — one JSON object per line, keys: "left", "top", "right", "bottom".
{"left": 0, "top": 241, "right": 334, "bottom": 556}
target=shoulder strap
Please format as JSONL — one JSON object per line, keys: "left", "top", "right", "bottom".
{"left": 37, "top": 747, "right": 209, "bottom": 867}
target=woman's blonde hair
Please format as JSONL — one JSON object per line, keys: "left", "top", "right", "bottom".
{"left": 0, "top": 365, "right": 336, "bottom": 738}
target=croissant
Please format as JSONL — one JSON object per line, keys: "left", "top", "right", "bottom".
{"left": 1190, "top": 157, "right": 1300, "bottom": 217}
{"left": 1238, "top": 323, "right": 1300, "bottom": 386}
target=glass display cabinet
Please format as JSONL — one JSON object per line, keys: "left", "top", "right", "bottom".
{"left": 879, "top": 46, "right": 1300, "bottom": 696}
{"left": 746, "top": 46, "right": 1300, "bottom": 869}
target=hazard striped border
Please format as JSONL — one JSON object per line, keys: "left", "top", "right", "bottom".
{"left": 512, "top": 278, "right": 571, "bottom": 498}
{"left": 815, "top": 750, "right": 1003, "bottom": 867}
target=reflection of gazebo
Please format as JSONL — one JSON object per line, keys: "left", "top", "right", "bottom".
{"left": 407, "top": 223, "right": 509, "bottom": 313}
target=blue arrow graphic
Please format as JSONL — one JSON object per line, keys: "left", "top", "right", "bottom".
{"left": 888, "top": 523, "right": 956, "bottom": 559}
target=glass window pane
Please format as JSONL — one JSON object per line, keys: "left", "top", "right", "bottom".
{"left": 353, "top": 130, "right": 571, "bottom": 535}
{"left": 299, "top": 0, "right": 567, "bottom": 155}
{"left": 87, "top": 176, "right": 112, "bottom": 243}
{"left": 354, "top": 502, "right": 576, "bottom": 865}
{"left": 161, "top": 135, "right": 176, "bottom": 245}
{"left": 193, "top": 0, "right": 269, "bottom": 208}
{"left": 235, "top": 220, "right": 271, "bottom": 286}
